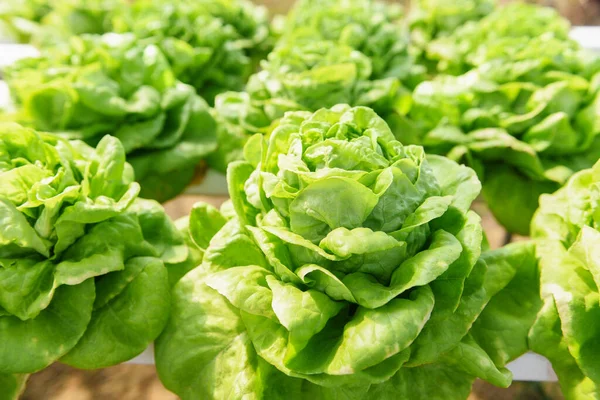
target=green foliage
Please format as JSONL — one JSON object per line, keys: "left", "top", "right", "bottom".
{"left": 5, "top": 34, "right": 218, "bottom": 201}
{"left": 395, "top": 13, "right": 600, "bottom": 233}
{"left": 208, "top": 0, "right": 418, "bottom": 172}
{"left": 156, "top": 106, "right": 538, "bottom": 400}
{"left": 112, "top": 0, "right": 273, "bottom": 102}
{"left": 529, "top": 160, "right": 600, "bottom": 399}
{"left": 0, "top": 373, "right": 28, "bottom": 400}
{"left": 0, "top": 0, "right": 123, "bottom": 44}
{"left": 425, "top": 3, "right": 571, "bottom": 75}
{"left": 0, "top": 123, "right": 186, "bottom": 373}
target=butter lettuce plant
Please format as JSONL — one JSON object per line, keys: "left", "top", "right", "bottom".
{"left": 113, "top": 0, "right": 273, "bottom": 102}
{"left": 395, "top": 40, "right": 600, "bottom": 234}
{"left": 156, "top": 105, "right": 538, "bottom": 399}
{"left": 529, "top": 160, "right": 600, "bottom": 399}
{"left": 209, "top": 40, "right": 406, "bottom": 172}
{"left": 0, "top": 123, "right": 186, "bottom": 375}
{"left": 425, "top": 3, "right": 571, "bottom": 75}
{"left": 5, "top": 33, "right": 217, "bottom": 202}
{"left": 408, "top": 0, "right": 494, "bottom": 63}
{"left": 282, "top": 0, "right": 414, "bottom": 83}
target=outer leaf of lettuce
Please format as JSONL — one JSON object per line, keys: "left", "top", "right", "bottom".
{"left": 482, "top": 165, "right": 559, "bottom": 235}
{"left": 0, "top": 373, "right": 28, "bottom": 400}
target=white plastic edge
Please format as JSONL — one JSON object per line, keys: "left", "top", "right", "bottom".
{"left": 570, "top": 26, "right": 600, "bottom": 51}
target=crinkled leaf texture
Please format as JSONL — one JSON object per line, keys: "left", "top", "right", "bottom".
{"left": 283, "top": 0, "right": 412, "bottom": 82}
{"left": 530, "top": 160, "right": 600, "bottom": 399}
{"left": 5, "top": 33, "right": 218, "bottom": 202}
{"left": 156, "top": 106, "right": 536, "bottom": 399}
{"left": 0, "top": 123, "right": 185, "bottom": 373}
{"left": 423, "top": 3, "right": 571, "bottom": 75}
{"left": 209, "top": 36, "right": 409, "bottom": 173}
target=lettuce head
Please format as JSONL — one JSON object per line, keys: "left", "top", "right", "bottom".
{"left": 156, "top": 105, "right": 539, "bottom": 400}
{"left": 0, "top": 123, "right": 186, "bottom": 375}
{"left": 395, "top": 35, "right": 600, "bottom": 234}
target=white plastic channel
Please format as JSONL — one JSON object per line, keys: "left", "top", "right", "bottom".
{"left": 125, "top": 347, "right": 559, "bottom": 382}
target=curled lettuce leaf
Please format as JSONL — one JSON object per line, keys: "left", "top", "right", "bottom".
{"left": 2, "top": 0, "right": 272, "bottom": 102}
{"left": 5, "top": 33, "right": 217, "bottom": 201}
{"left": 408, "top": 0, "right": 494, "bottom": 67}
{"left": 156, "top": 106, "right": 536, "bottom": 399}
{"left": 282, "top": 0, "right": 412, "bottom": 82}
{"left": 0, "top": 0, "right": 51, "bottom": 43}
{"left": 208, "top": 91, "right": 305, "bottom": 173}
{"left": 0, "top": 123, "right": 186, "bottom": 375}
{"left": 208, "top": 0, "right": 417, "bottom": 173}
{"left": 529, "top": 160, "right": 600, "bottom": 399}
{"left": 0, "top": 0, "right": 124, "bottom": 44}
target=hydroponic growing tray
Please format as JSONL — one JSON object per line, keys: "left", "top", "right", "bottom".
{"left": 0, "top": 26, "right": 599, "bottom": 383}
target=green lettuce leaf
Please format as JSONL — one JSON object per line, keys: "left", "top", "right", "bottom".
{"left": 530, "top": 160, "right": 600, "bottom": 399}
{"left": 395, "top": 31, "right": 600, "bottom": 233}
{"left": 0, "top": 373, "right": 28, "bottom": 400}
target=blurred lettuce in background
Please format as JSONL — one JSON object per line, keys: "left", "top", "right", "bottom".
{"left": 424, "top": 3, "right": 571, "bottom": 75}
{"left": 209, "top": 38, "right": 410, "bottom": 171}
{"left": 1, "top": 0, "right": 274, "bottom": 104}
{"left": 112, "top": 0, "right": 274, "bottom": 103}
{"left": 209, "top": 0, "right": 417, "bottom": 172}
{"left": 394, "top": 3, "right": 600, "bottom": 234}
{"left": 4, "top": 33, "right": 217, "bottom": 202}
{"left": 0, "top": 0, "right": 121, "bottom": 44}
